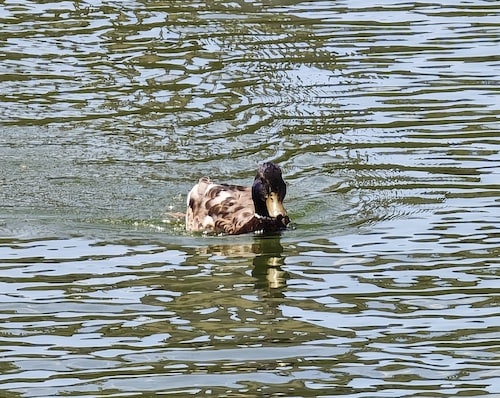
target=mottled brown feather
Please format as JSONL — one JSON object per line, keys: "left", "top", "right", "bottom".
{"left": 186, "top": 177, "right": 256, "bottom": 234}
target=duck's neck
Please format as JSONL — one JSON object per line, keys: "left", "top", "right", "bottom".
{"left": 253, "top": 198, "right": 269, "bottom": 218}
{"left": 254, "top": 213, "right": 272, "bottom": 221}
{"left": 252, "top": 213, "right": 289, "bottom": 233}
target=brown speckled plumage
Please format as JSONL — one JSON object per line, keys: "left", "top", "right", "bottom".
{"left": 186, "top": 163, "right": 290, "bottom": 235}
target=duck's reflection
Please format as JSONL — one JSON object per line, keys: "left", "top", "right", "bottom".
{"left": 251, "top": 236, "right": 288, "bottom": 296}
{"left": 196, "top": 235, "right": 288, "bottom": 295}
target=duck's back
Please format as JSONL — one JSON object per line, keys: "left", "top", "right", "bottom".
{"left": 186, "top": 177, "right": 255, "bottom": 234}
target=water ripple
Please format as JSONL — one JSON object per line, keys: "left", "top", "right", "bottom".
{"left": 1, "top": 0, "right": 499, "bottom": 396}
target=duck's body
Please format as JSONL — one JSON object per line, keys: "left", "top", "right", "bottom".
{"left": 186, "top": 163, "right": 290, "bottom": 235}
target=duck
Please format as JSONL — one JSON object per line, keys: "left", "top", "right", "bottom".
{"left": 186, "top": 162, "right": 291, "bottom": 235}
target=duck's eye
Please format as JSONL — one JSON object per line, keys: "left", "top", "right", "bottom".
{"left": 263, "top": 180, "right": 273, "bottom": 197}
{"left": 259, "top": 181, "right": 268, "bottom": 197}
{"left": 252, "top": 179, "right": 267, "bottom": 199}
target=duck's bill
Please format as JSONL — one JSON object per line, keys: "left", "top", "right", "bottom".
{"left": 266, "top": 192, "right": 288, "bottom": 219}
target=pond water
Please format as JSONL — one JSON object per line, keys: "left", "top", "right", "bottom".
{"left": 1, "top": 0, "right": 499, "bottom": 396}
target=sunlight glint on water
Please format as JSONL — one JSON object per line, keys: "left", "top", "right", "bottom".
{"left": 0, "top": 0, "right": 499, "bottom": 396}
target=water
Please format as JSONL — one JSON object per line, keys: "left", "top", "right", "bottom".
{"left": 1, "top": 0, "right": 499, "bottom": 396}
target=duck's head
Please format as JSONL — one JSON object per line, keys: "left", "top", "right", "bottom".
{"left": 252, "top": 162, "right": 290, "bottom": 229}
